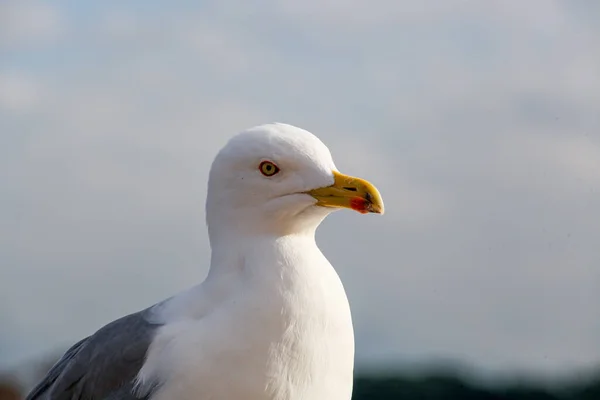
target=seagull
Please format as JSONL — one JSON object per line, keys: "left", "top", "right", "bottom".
{"left": 27, "top": 123, "right": 384, "bottom": 400}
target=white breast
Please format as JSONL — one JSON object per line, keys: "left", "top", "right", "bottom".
{"left": 138, "top": 237, "right": 355, "bottom": 400}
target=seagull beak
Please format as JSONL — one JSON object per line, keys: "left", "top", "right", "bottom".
{"left": 305, "top": 171, "right": 384, "bottom": 215}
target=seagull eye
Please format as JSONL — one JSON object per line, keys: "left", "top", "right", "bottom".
{"left": 259, "top": 161, "right": 280, "bottom": 177}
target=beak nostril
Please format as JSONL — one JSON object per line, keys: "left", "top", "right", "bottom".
{"left": 343, "top": 187, "right": 358, "bottom": 192}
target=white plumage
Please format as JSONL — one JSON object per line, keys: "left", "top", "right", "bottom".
{"left": 27, "top": 122, "right": 384, "bottom": 400}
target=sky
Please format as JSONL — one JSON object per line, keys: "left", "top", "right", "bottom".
{"left": 1, "top": 0, "right": 600, "bottom": 381}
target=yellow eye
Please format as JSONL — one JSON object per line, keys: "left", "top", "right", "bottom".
{"left": 259, "top": 161, "right": 280, "bottom": 176}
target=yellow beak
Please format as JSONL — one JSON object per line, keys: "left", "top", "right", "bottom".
{"left": 305, "top": 171, "right": 384, "bottom": 214}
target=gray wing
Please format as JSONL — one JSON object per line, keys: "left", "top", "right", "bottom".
{"left": 26, "top": 308, "right": 163, "bottom": 400}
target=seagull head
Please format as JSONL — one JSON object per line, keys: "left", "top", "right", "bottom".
{"left": 206, "top": 123, "right": 384, "bottom": 237}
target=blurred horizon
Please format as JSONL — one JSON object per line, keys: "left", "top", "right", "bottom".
{"left": 3, "top": 351, "right": 600, "bottom": 399}
{"left": 2, "top": 0, "right": 600, "bottom": 392}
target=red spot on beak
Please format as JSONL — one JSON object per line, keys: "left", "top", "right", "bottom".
{"left": 350, "top": 197, "right": 369, "bottom": 214}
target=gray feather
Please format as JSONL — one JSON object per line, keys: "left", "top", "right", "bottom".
{"left": 26, "top": 308, "right": 162, "bottom": 400}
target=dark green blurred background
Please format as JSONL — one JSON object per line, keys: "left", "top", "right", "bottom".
{"left": 3, "top": 363, "right": 600, "bottom": 400}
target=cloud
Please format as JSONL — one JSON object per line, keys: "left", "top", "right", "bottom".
{"left": 0, "top": 72, "right": 42, "bottom": 113}
{"left": 0, "top": 2, "right": 65, "bottom": 50}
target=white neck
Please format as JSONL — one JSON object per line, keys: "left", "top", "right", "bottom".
{"left": 154, "top": 230, "right": 326, "bottom": 324}
{"left": 207, "top": 230, "right": 318, "bottom": 278}
{"left": 143, "top": 226, "right": 355, "bottom": 400}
